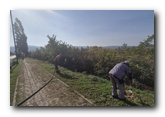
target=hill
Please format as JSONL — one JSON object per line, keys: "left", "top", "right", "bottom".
{"left": 10, "top": 45, "right": 42, "bottom": 53}
{"left": 72, "top": 45, "right": 136, "bottom": 49}
{"left": 10, "top": 45, "right": 136, "bottom": 53}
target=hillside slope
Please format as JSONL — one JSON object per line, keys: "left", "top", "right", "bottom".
{"left": 34, "top": 58, "right": 154, "bottom": 106}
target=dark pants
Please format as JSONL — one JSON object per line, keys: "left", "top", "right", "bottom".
{"left": 54, "top": 60, "right": 59, "bottom": 72}
{"left": 109, "top": 74, "right": 125, "bottom": 99}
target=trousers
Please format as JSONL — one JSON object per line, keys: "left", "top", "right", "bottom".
{"left": 109, "top": 74, "right": 125, "bottom": 99}
{"left": 54, "top": 60, "right": 59, "bottom": 71}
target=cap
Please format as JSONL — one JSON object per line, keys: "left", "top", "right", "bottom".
{"left": 124, "top": 60, "right": 130, "bottom": 66}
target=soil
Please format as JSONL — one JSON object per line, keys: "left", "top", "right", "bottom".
{"left": 13, "top": 58, "right": 93, "bottom": 106}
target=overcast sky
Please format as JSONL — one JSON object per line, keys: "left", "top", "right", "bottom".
{"left": 10, "top": 10, "right": 154, "bottom": 47}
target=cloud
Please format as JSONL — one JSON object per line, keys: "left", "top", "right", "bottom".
{"left": 44, "top": 10, "right": 65, "bottom": 19}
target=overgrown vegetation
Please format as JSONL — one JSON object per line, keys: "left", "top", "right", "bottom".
{"left": 29, "top": 34, "right": 154, "bottom": 92}
{"left": 33, "top": 58, "right": 154, "bottom": 106}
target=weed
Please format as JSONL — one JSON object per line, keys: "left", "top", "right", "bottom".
{"left": 33, "top": 58, "right": 154, "bottom": 106}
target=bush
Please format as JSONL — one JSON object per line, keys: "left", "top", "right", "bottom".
{"left": 30, "top": 34, "right": 154, "bottom": 92}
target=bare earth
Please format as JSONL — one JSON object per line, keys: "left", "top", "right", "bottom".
{"left": 13, "top": 59, "right": 93, "bottom": 106}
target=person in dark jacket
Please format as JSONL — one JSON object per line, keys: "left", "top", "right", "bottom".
{"left": 109, "top": 61, "right": 133, "bottom": 100}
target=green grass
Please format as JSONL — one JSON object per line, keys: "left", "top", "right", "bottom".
{"left": 10, "top": 60, "right": 20, "bottom": 106}
{"left": 31, "top": 58, "right": 155, "bottom": 106}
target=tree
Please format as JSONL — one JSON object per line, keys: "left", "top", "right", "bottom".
{"left": 13, "top": 18, "right": 28, "bottom": 56}
{"left": 122, "top": 43, "right": 128, "bottom": 50}
{"left": 138, "top": 34, "right": 154, "bottom": 48}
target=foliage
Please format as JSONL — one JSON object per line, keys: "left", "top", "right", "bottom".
{"left": 13, "top": 18, "right": 28, "bottom": 57}
{"left": 29, "top": 34, "right": 154, "bottom": 91}
{"left": 138, "top": 34, "right": 154, "bottom": 48}
{"left": 34, "top": 58, "right": 154, "bottom": 106}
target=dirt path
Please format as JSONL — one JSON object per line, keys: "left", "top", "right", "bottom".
{"left": 13, "top": 58, "right": 93, "bottom": 106}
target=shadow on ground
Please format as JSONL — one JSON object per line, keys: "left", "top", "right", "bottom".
{"left": 57, "top": 72, "right": 78, "bottom": 80}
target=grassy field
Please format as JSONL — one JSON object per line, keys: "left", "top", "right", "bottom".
{"left": 33, "top": 58, "right": 154, "bottom": 106}
{"left": 10, "top": 60, "right": 20, "bottom": 106}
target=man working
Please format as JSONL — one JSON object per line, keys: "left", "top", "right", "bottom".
{"left": 109, "top": 60, "right": 133, "bottom": 100}
{"left": 54, "top": 54, "right": 61, "bottom": 72}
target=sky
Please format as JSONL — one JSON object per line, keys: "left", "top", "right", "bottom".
{"left": 10, "top": 10, "right": 154, "bottom": 47}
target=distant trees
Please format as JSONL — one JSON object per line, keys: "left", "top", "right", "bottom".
{"left": 13, "top": 18, "right": 28, "bottom": 56}
{"left": 122, "top": 43, "right": 128, "bottom": 50}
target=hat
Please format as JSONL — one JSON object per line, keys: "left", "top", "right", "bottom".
{"left": 124, "top": 60, "right": 130, "bottom": 66}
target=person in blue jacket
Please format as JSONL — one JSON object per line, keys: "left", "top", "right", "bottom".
{"left": 109, "top": 60, "right": 133, "bottom": 100}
